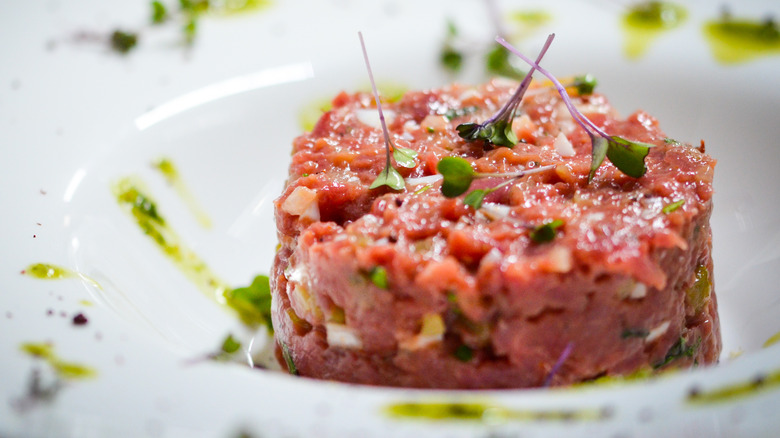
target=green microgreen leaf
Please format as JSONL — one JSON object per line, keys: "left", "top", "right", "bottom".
{"left": 223, "top": 274, "right": 273, "bottom": 332}
{"left": 393, "top": 146, "right": 419, "bottom": 168}
{"left": 589, "top": 136, "right": 608, "bottom": 182}
{"left": 606, "top": 137, "right": 653, "bottom": 178}
{"left": 110, "top": 30, "right": 138, "bottom": 54}
{"left": 457, "top": 34, "right": 555, "bottom": 148}
{"left": 151, "top": 1, "right": 168, "bottom": 23}
{"left": 370, "top": 165, "right": 405, "bottom": 191}
{"left": 360, "top": 32, "right": 411, "bottom": 191}
{"left": 486, "top": 42, "right": 525, "bottom": 79}
{"left": 662, "top": 199, "right": 685, "bottom": 214}
{"left": 529, "top": 219, "right": 564, "bottom": 243}
{"left": 368, "top": 266, "right": 389, "bottom": 289}
{"left": 221, "top": 334, "right": 241, "bottom": 354}
{"left": 437, "top": 157, "right": 475, "bottom": 197}
{"left": 183, "top": 16, "right": 198, "bottom": 44}
{"left": 572, "top": 73, "right": 597, "bottom": 95}
{"left": 463, "top": 189, "right": 487, "bottom": 210}
{"left": 497, "top": 36, "right": 656, "bottom": 182}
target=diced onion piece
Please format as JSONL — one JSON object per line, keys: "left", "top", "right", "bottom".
{"left": 553, "top": 132, "right": 575, "bottom": 157}
{"left": 540, "top": 246, "right": 573, "bottom": 273}
{"left": 421, "top": 115, "right": 449, "bottom": 133}
{"left": 326, "top": 323, "right": 363, "bottom": 349}
{"left": 281, "top": 186, "right": 320, "bottom": 221}
{"left": 630, "top": 283, "right": 647, "bottom": 299}
{"left": 479, "top": 202, "right": 511, "bottom": 221}
{"left": 355, "top": 108, "right": 395, "bottom": 129}
{"left": 405, "top": 174, "right": 443, "bottom": 186}
{"left": 400, "top": 313, "right": 445, "bottom": 351}
{"left": 645, "top": 321, "right": 670, "bottom": 343}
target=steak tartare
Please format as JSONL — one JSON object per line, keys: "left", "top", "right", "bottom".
{"left": 271, "top": 77, "right": 719, "bottom": 388}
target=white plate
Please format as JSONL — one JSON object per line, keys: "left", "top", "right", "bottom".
{"left": 2, "top": 0, "right": 780, "bottom": 436}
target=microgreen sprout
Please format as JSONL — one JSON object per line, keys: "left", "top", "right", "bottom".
{"left": 496, "top": 36, "right": 655, "bottom": 182}
{"left": 457, "top": 33, "right": 555, "bottom": 148}
{"left": 543, "top": 342, "right": 574, "bottom": 387}
{"left": 359, "top": 32, "right": 417, "bottom": 191}
{"left": 440, "top": 20, "right": 464, "bottom": 73}
{"left": 437, "top": 156, "right": 555, "bottom": 209}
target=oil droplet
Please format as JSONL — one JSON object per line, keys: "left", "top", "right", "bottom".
{"left": 152, "top": 157, "right": 213, "bottom": 229}
{"left": 622, "top": 1, "right": 688, "bottom": 60}
{"left": 703, "top": 14, "right": 780, "bottom": 64}
{"left": 20, "top": 342, "right": 97, "bottom": 379}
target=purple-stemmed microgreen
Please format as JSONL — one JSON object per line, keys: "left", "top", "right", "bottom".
{"left": 496, "top": 36, "right": 655, "bottom": 182}
{"left": 358, "top": 32, "right": 418, "bottom": 190}
{"left": 543, "top": 342, "right": 574, "bottom": 387}
{"left": 437, "top": 156, "right": 555, "bottom": 209}
{"left": 456, "top": 33, "right": 555, "bottom": 147}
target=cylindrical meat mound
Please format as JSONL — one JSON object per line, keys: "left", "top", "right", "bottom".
{"left": 271, "top": 79, "right": 720, "bottom": 388}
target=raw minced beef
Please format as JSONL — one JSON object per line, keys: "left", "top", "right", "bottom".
{"left": 271, "top": 78, "right": 719, "bottom": 388}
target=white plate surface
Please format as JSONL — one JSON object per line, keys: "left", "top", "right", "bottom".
{"left": 2, "top": 1, "right": 780, "bottom": 437}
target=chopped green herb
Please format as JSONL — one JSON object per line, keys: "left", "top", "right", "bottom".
{"left": 441, "top": 46, "right": 463, "bottom": 73}
{"left": 223, "top": 275, "right": 273, "bottom": 332}
{"left": 110, "top": 30, "right": 138, "bottom": 54}
{"left": 572, "top": 73, "right": 597, "bottom": 95}
{"left": 183, "top": 15, "right": 198, "bottom": 44}
{"left": 662, "top": 199, "right": 685, "bottom": 214}
{"left": 151, "top": 1, "right": 168, "bottom": 23}
{"left": 280, "top": 340, "right": 298, "bottom": 375}
{"left": 621, "top": 328, "right": 649, "bottom": 339}
{"left": 454, "top": 345, "right": 474, "bottom": 362}
{"left": 685, "top": 265, "right": 711, "bottom": 314}
{"left": 369, "top": 266, "right": 389, "bottom": 289}
{"left": 220, "top": 334, "right": 241, "bottom": 354}
{"left": 457, "top": 34, "right": 555, "bottom": 148}
{"left": 442, "top": 106, "right": 479, "bottom": 121}
{"left": 654, "top": 336, "right": 700, "bottom": 369}
{"left": 529, "top": 219, "right": 564, "bottom": 243}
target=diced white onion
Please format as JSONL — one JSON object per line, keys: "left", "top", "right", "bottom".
{"left": 355, "top": 108, "right": 395, "bottom": 129}
{"left": 554, "top": 132, "right": 575, "bottom": 157}
{"left": 546, "top": 246, "right": 573, "bottom": 273}
{"left": 630, "top": 283, "right": 647, "bottom": 299}
{"left": 645, "top": 321, "right": 670, "bottom": 343}
{"left": 281, "top": 186, "right": 320, "bottom": 221}
{"left": 479, "top": 202, "right": 511, "bottom": 221}
{"left": 405, "top": 174, "right": 443, "bottom": 186}
{"left": 326, "top": 323, "right": 363, "bottom": 349}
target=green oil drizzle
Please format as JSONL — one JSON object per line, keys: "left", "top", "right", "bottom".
{"left": 209, "top": 0, "right": 273, "bottom": 16}
{"left": 687, "top": 369, "right": 780, "bottom": 405}
{"left": 113, "top": 176, "right": 271, "bottom": 329}
{"left": 152, "top": 157, "right": 213, "bottom": 229}
{"left": 622, "top": 1, "right": 688, "bottom": 59}
{"left": 299, "top": 97, "right": 333, "bottom": 132}
{"left": 508, "top": 9, "right": 553, "bottom": 38}
{"left": 703, "top": 15, "right": 780, "bottom": 64}
{"left": 22, "top": 263, "right": 102, "bottom": 290}
{"left": 20, "top": 343, "right": 96, "bottom": 379}
{"left": 23, "top": 263, "right": 75, "bottom": 280}
{"left": 764, "top": 331, "right": 780, "bottom": 348}
{"left": 385, "top": 401, "right": 610, "bottom": 422}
